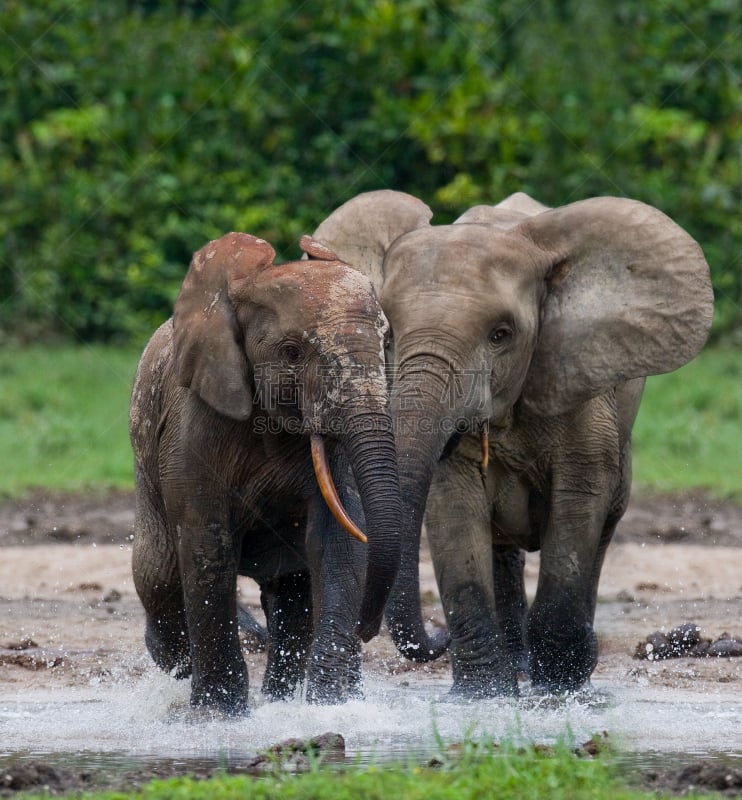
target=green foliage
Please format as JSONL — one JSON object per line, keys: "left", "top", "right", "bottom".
{"left": 632, "top": 346, "right": 742, "bottom": 497}
{"left": 0, "top": 345, "right": 138, "bottom": 496}
{"left": 1, "top": 0, "right": 741, "bottom": 341}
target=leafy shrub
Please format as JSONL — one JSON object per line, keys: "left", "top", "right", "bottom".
{"left": 1, "top": 0, "right": 740, "bottom": 341}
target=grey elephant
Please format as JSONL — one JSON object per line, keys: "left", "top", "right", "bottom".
{"left": 311, "top": 190, "right": 714, "bottom": 696}
{"left": 129, "top": 232, "right": 401, "bottom": 715}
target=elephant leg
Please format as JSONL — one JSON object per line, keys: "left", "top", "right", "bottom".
{"left": 525, "top": 404, "right": 625, "bottom": 693}
{"left": 260, "top": 571, "right": 313, "bottom": 700}
{"left": 304, "top": 463, "right": 364, "bottom": 703}
{"left": 426, "top": 457, "right": 517, "bottom": 697}
{"left": 526, "top": 495, "right": 613, "bottom": 692}
{"left": 178, "top": 524, "right": 248, "bottom": 715}
{"left": 583, "top": 440, "right": 632, "bottom": 623}
{"left": 492, "top": 545, "right": 528, "bottom": 676}
{"left": 132, "top": 499, "right": 191, "bottom": 677}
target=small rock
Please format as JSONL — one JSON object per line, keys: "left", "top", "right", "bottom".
{"left": 243, "top": 732, "right": 345, "bottom": 773}
{"left": 634, "top": 623, "right": 701, "bottom": 660}
{"left": 635, "top": 624, "right": 742, "bottom": 660}
{"left": 688, "top": 639, "right": 712, "bottom": 657}
{"left": 647, "top": 760, "right": 742, "bottom": 794}
{"left": 667, "top": 622, "right": 701, "bottom": 654}
{"left": 638, "top": 631, "right": 671, "bottom": 660}
{"left": 0, "top": 761, "right": 65, "bottom": 791}
{"left": 2, "top": 638, "right": 37, "bottom": 651}
{"left": 0, "top": 650, "right": 64, "bottom": 670}
{"left": 576, "top": 731, "right": 610, "bottom": 757}
{"left": 47, "top": 525, "right": 89, "bottom": 542}
{"left": 707, "top": 636, "right": 742, "bottom": 658}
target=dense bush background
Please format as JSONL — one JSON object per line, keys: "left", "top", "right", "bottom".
{"left": 2, "top": 0, "right": 740, "bottom": 342}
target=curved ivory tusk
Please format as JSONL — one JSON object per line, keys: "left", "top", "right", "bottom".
{"left": 479, "top": 423, "right": 489, "bottom": 472}
{"left": 310, "top": 434, "right": 368, "bottom": 544}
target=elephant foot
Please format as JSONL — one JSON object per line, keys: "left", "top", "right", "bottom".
{"left": 306, "top": 657, "right": 363, "bottom": 704}
{"left": 189, "top": 685, "right": 249, "bottom": 716}
{"left": 306, "top": 671, "right": 363, "bottom": 704}
{"left": 521, "top": 680, "right": 605, "bottom": 709}
{"left": 145, "top": 622, "right": 191, "bottom": 679}
{"left": 529, "top": 673, "right": 591, "bottom": 694}
{"left": 527, "top": 627, "right": 598, "bottom": 693}
{"left": 305, "top": 632, "right": 363, "bottom": 704}
{"left": 262, "top": 665, "right": 307, "bottom": 702}
{"left": 307, "top": 684, "right": 363, "bottom": 705}
{"left": 191, "top": 683, "right": 247, "bottom": 717}
{"left": 449, "top": 661, "right": 518, "bottom": 699}
{"left": 190, "top": 661, "right": 250, "bottom": 717}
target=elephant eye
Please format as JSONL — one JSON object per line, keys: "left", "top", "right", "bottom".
{"left": 489, "top": 325, "right": 512, "bottom": 346}
{"left": 281, "top": 343, "right": 303, "bottom": 365}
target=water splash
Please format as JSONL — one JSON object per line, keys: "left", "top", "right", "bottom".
{"left": 1, "top": 668, "right": 740, "bottom": 766}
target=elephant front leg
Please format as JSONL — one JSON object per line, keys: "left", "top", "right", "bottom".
{"left": 304, "top": 489, "right": 364, "bottom": 704}
{"left": 178, "top": 527, "right": 249, "bottom": 715}
{"left": 526, "top": 401, "right": 628, "bottom": 692}
{"left": 492, "top": 545, "right": 528, "bottom": 676}
{"left": 526, "top": 500, "right": 611, "bottom": 692}
{"left": 426, "top": 460, "right": 517, "bottom": 698}
{"left": 260, "top": 571, "right": 313, "bottom": 700}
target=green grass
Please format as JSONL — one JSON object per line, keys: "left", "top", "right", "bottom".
{"left": 0, "top": 344, "right": 140, "bottom": 497}
{"left": 11, "top": 741, "right": 721, "bottom": 800}
{"left": 632, "top": 346, "right": 741, "bottom": 498}
{"left": 0, "top": 344, "right": 738, "bottom": 499}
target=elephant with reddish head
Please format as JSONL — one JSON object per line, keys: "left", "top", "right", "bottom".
{"left": 129, "top": 232, "right": 401, "bottom": 715}
{"left": 311, "top": 190, "right": 713, "bottom": 696}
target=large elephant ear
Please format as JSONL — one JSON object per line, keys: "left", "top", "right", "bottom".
{"left": 455, "top": 191, "right": 550, "bottom": 227}
{"left": 173, "top": 232, "right": 276, "bottom": 420}
{"left": 517, "top": 197, "right": 714, "bottom": 416}
{"left": 312, "top": 190, "right": 433, "bottom": 294}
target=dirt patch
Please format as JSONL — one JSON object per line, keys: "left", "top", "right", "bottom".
{"left": 1, "top": 488, "right": 741, "bottom": 796}
{"left": 0, "top": 757, "right": 224, "bottom": 797}
{"left": 643, "top": 760, "right": 742, "bottom": 797}
{"left": 0, "top": 734, "right": 347, "bottom": 796}
{"left": 0, "top": 488, "right": 135, "bottom": 547}
{"left": 2, "top": 487, "right": 741, "bottom": 549}
{"left": 614, "top": 490, "right": 742, "bottom": 548}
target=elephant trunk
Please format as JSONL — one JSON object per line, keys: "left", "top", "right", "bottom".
{"left": 338, "top": 408, "right": 403, "bottom": 643}
{"left": 384, "top": 401, "right": 451, "bottom": 662}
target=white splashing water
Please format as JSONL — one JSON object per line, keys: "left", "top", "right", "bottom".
{"left": 1, "top": 667, "right": 740, "bottom": 766}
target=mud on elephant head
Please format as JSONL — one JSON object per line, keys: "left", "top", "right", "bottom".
{"left": 129, "top": 232, "right": 401, "bottom": 715}
{"left": 312, "top": 191, "right": 714, "bottom": 695}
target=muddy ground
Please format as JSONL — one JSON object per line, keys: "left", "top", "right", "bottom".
{"left": 0, "top": 488, "right": 741, "bottom": 795}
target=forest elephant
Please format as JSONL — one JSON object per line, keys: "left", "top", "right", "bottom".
{"left": 311, "top": 190, "right": 714, "bottom": 696}
{"left": 129, "top": 232, "right": 401, "bottom": 715}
